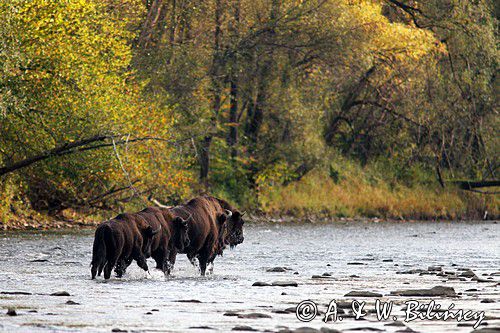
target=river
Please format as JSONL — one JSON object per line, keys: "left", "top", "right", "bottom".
{"left": 0, "top": 221, "right": 498, "bottom": 332}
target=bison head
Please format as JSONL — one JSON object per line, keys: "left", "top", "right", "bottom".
{"left": 172, "top": 215, "right": 191, "bottom": 251}
{"left": 225, "top": 210, "right": 245, "bottom": 247}
{"left": 142, "top": 225, "right": 161, "bottom": 258}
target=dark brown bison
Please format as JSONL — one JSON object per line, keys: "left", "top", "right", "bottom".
{"left": 114, "top": 206, "right": 191, "bottom": 276}
{"left": 167, "top": 196, "right": 245, "bottom": 276}
{"left": 91, "top": 213, "right": 161, "bottom": 280}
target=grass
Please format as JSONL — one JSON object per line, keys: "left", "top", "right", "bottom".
{"left": 257, "top": 167, "right": 499, "bottom": 220}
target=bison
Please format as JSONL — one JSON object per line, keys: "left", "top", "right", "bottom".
{"left": 114, "top": 206, "right": 191, "bottom": 276}
{"left": 90, "top": 213, "right": 161, "bottom": 280}
{"left": 167, "top": 196, "right": 245, "bottom": 276}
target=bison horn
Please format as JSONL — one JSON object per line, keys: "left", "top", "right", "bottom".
{"left": 224, "top": 209, "right": 232, "bottom": 218}
{"left": 151, "top": 225, "right": 161, "bottom": 235}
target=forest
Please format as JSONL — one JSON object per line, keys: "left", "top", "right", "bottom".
{"left": 0, "top": 0, "right": 498, "bottom": 226}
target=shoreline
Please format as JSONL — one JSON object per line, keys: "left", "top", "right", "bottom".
{"left": 1, "top": 212, "right": 497, "bottom": 231}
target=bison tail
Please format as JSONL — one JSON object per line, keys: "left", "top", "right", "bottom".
{"left": 91, "top": 225, "right": 108, "bottom": 279}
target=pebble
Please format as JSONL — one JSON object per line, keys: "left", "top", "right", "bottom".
{"left": 428, "top": 266, "right": 442, "bottom": 271}
{"left": 272, "top": 281, "right": 298, "bottom": 287}
{"left": 7, "top": 308, "right": 17, "bottom": 316}
{"left": 1, "top": 291, "right": 32, "bottom": 295}
{"left": 459, "top": 270, "right": 477, "bottom": 278}
{"left": 266, "top": 267, "right": 288, "bottom": 272}
{"left": 232, "top": 326, "right": 258, "bottom": 331}
{"left": 473, "top": 277, "right": 493, "bottom": 283}
{"left": 390, "top": 286, "right": 456, "bottom": 297}
{"left": 51, "top": 291, "right": 70, "bottom": 296}
{"left": 345, "top": 291, "right": 383, "bottom": 297}
{"left": 65, "top": 300, "right": 80, "bottom": 305}
{"left": 111, "top": 329, "right": 127, "bottom": 333}
{"left": 223, "top": 311, "right": 239, "bottom": 316}
{"left": 385, "top": 321, "right": 406, "bottom": 327}
{"left": 395, "top": 328, "right": 418, "bottom": 333}
{"left": 237, "top": 312, "right": 272, "bottom": 319}
{"left": 481, "top": 299, "right": 495, "bottom": 303}
{"left": 293, "top": 328, "right": 321, "bottom": 333}
{"left": 342, "top": 327, "right": 383, "bottom": 331}
{"left": 252, "top": 282, "right": 270, "bottom": 287}
{"left": 312, "top": 275, "right": 332, "bottom": 279}
{"left": 396, "top": 269, "right": 425, "bottom": 274}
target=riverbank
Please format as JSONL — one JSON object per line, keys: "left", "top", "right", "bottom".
{"left": 254, "top": 170, "right": 499, "bottom": 221}
{"left": 2, "top": 210, "right": 497, "bottom": 231}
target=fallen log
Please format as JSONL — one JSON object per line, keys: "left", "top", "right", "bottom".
{"left": 453, "top": 180, "right": 500, "bottom": 190}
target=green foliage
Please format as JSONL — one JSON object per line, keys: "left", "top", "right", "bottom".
{"left": 0, "top": 0, "right": 496, "bottom": 225}
{"left": 0, "top": 0, "right": 191, "bottom": 219}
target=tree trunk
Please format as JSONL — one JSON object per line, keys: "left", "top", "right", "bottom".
{"left": 324, "top": 66, "right": 375, "bottom": 145}
{"left": 199, "top": 0, "right": 224, "bottom": 185}
{"left": 245, "top": 0, "right": 280, "bottom": 151}
{"left": 227, "top": 0, "right": 240, "bottom": 158}
{"left": 137, "top": 0, "right": 168, "bottom": 49}
{"left": 199, "top": 135, "right": 213, "bottom": 184}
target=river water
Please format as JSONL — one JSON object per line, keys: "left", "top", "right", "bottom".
{"left": 0, "top": 221, "right": 498, "bottom": 332}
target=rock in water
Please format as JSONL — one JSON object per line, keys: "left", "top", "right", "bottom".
{"left": 480, "top": 298, "right": 495, "bottom": 303}
{"left": 7, "top": 308, "right": 17, "bottom": 316}
{"left": 345, "top": 291, "right": 383, "bottom": 297}
{"left": 50, "top": 291, "right": 70, "bottom": 296}
{"left": 390, "top": 286, "right": 456, "bottom": 297}
{"left": 232, "top": 326, "right": 258, "bottom": 331}
{"left": 385, "top": 321, "right": 406, "bottom": 327}
{"left": 1, "top": 291, "right": 32, "bottom": 295}
{"left": 320, "top": 328, "right": 341, "bottom": 333}
{"left": 266, "top": 267, "right": 288, "bottom": 272}
{"left": 237, "top": 313, "right": 272, "bottom": 319}
{"left": 271, "top": 281, "right": 298, "bottom": 287}
{"left": 293, "top": 328, "right": 321, "bottom": 333}
{"left": 252, "top": 281, "right": 271, "bottom": 287}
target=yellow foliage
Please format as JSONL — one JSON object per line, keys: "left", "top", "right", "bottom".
{"left": 257, "top": 168, "right": 498, "bottom": 220}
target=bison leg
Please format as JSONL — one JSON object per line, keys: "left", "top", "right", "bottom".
{"left": 165, "top": 250, "right": 177, "bottom": 274}
{"left": 97, "top": 262, "right": 105, "bottom": 276}
{"left": 104, "top": 253, "right": 119, "bottom": 280}
{"left": 135, "top": 255, "right": 149, "bottom": 272}
{"left": 103, "top": 262, "right": 113, "bottom": 280}
{"left": 114, "top": 258, "right": 131, "bottom": 278}
{"left": 198, "top": 252, "right": 210, "bottom": 276}
{"left": 151, "top": 249, "right": 166, "bottom": 270}
{"left": 91, "top": 265, "right": 98, "bottom": 280}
